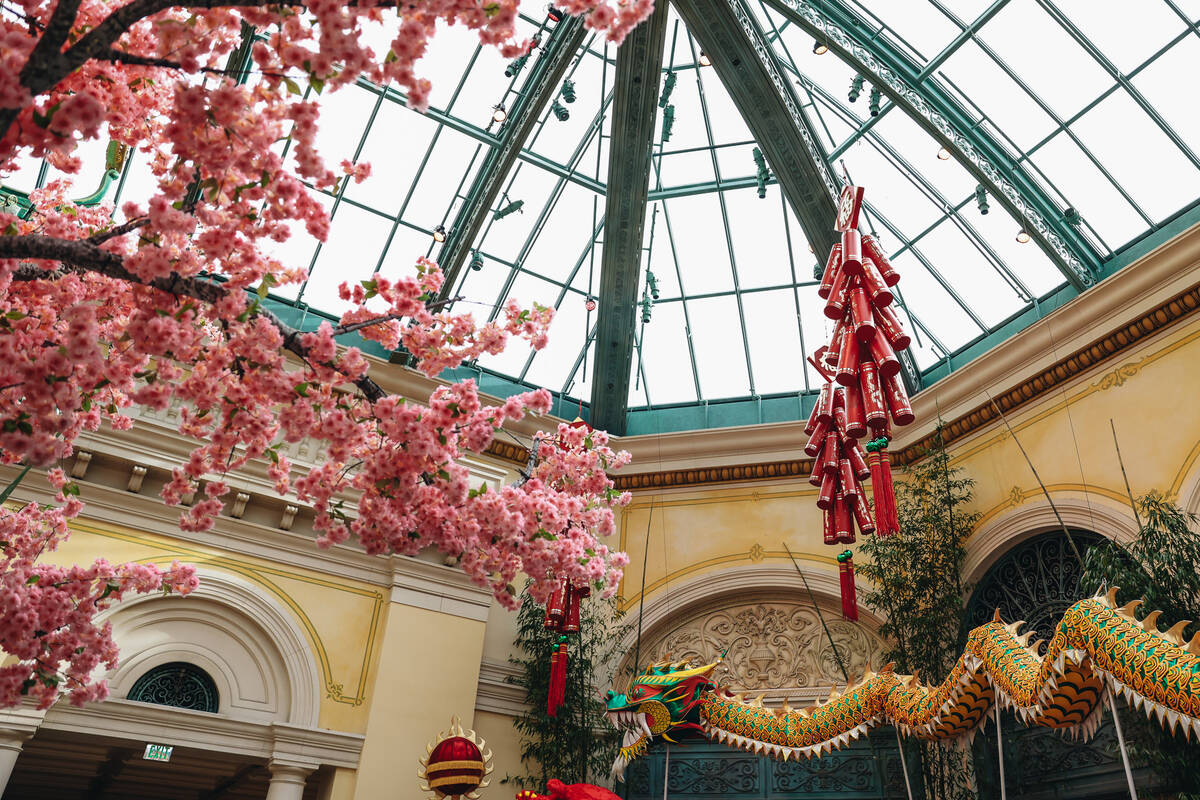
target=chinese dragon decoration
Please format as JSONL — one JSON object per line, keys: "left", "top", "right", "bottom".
{"left": 807, "top": 183, "right": 915, "bottom": 620}
{"left": 606, "top": 588, "right": 1200, "bottom": 779}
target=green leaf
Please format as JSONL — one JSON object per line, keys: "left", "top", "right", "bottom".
{"left": 283, "top": 77, "right": 302, "bottom": 95}
{"left": 293, "top": 382, "right": 310, "bottom": 397}
{"left": 2, "top": 222, "right": 17, "bottom": 236}
{"left": 26, "top": 575, "right": 39, "bottom": 585}
{"left": 309, "top": 76, "right": 325, "bottom": 95}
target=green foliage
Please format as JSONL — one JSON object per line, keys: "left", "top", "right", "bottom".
{"left": 505, "top": 584, "right": 630, "bottom": 790}
{"left": 1080, "top": 491, "right": 1200, "bottom": 797}
{"left": 856, "top": 425, "right": 980, "bottom": 800}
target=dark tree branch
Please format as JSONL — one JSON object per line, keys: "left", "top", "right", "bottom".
{"left": 3, "top": 233, "right": 388, "bottom": 403}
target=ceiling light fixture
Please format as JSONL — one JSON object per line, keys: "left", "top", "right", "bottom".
{"left": 432, "top": 224, "right": 447, "bottom": 243}
{"left": 492, "top": 104, "right": 507, "bottom": 123}
{"left": 551, "top": 101, "right": 570, "bottom": 122}
{"left": 561, "top": 79, "right": 576, "bottom": 103}
{"left": 848, "top": 75, "right": 864, "bottom": 103}
{"left": 936, "top": 147, "right": 951, "bottom": 160}
{"left": 974, "top": 185, "right": 989, "bottom": 215}
{"left": 698, "top": 52, "right": 712, "bottom": 67}
{"left": 470, "top": 250, "right": 484, "bottom": 271}
{"left": 868, "top": 87, "right": 881, "bottom": 117}
{"left": 813, "top": 40, "right": 828, "bottom": 55}
{"left": 1015, "top": 229, "right": 1031, "bottom": 244}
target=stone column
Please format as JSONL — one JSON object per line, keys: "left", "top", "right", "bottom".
{"left": 265, "top": 760, "right": 314, "bottom": 800}
{"left": 0, "top": 728, "right": 31, "bottom": 795}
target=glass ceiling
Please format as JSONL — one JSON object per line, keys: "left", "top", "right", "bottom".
{"left": 4, "top": 0, "right": 1199, "bottom": 432}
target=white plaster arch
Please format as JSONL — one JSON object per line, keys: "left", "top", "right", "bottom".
{"left": 964, "top": 494, "right": 1137, "bottom": 586}
{"left": 616, "top": 562, "right": 885, "bottom": 662}
{"left": 99, "top": 569, "right": 322, "bottom": 729}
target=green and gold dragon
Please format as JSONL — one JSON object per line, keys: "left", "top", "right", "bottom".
{"left": 605, "top": 588, "right": 1200, "bottom": 780}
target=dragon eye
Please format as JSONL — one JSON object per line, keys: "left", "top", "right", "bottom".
{"left": 606, "top": 690, "right": 614, "bottom": 699}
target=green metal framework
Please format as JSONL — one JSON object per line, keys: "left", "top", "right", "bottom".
{"left": 4, "top": 0, "right": 1199, "bottom": 434}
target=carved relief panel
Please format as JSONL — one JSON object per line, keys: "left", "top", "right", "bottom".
{"left": 636, "top": 598, "right": 885, "bottom": 696}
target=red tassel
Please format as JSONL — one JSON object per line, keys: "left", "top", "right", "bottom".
{"left": 881, "top": 447, "right": 899, "bottom": 533}
{"left": 548, "top": 639, "right": 568, "bottom": 717}
{"left": 837, "top": 551, "right": 859, "bottom": 621}
{"left": 867, "top": 440, "right": 899, "bottom": 536}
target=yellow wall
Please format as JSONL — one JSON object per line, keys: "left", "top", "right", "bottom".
{"left": 473, "top": 709, "right": 527, "bottom": 788}
{"left": 42, "top": 518, "right": 384, "bottom": 734}
{"left": 618, "top": 311, "right": 1200, "bottom": 613}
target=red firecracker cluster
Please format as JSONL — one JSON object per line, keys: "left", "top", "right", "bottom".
{"left": 807, "top": 187, "right": 916, "bottom": 620}
{"left": 544, "top": 579, "right": 589, "bottom": 717}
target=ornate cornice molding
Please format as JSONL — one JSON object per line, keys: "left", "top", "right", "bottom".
{"left": 475, "top": 659, "right": 528, "bottom": 717}
{"left": 613, "top": 279, "right": 1200, "bottom": 491}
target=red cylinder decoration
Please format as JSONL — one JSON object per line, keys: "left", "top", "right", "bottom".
{"left": 825, "top": 269, "right": 854, "bottom": 320}
{"left": 817, "top": 471, "right": 837, "bottom": 510}
{"left": 809, "top": 452, "right": 824, "bottom": 487}
{"left": 832, "top": 388, "right": 848, "bottom": 435}
{"left": 804, "top": 389, "right": 822, "bottom": 435}
{"left": 868, "top": 331, "right": 901, "bottom": 379}
{"left": 826, "top": 322, "right": 845, "bottom": 368}
{"left": 836, "top": 328, "right": 860, "bottom": 388}
{"left": 817, "top": 381, "right": 835, "bottom": 424}
{"left": 843, "top": 382, "right": 866, "bottom": 439}
{"left": 882, "top": 370, "right": 915, "bottom": 426}
{"left": 852, "top": 491, "right": 876, "bottom": 535}
{"left": 849, "top": 286, "right": 876, "bottom": 344}
{"left": 839, "top": 458, "right": 858, "bottom": 504}
{"left": 823, "top": 505, "right": 836, "bottom": 546}
{"left": 863, "top": 235, "right": 899, "bottom": 287}
{"left": 859, "top": 359, "right": 887, "bottom": 428}
{"left": 822, "top": 432, "right": 840, "bottom": 475}
{"left": 845, "top": 439, "right": 871, "bottom": 480}
{"left": 804, "top": 418, "right": 829, "bottom": 458}
{"left": 833, "top": 489, "right": 854, "bottom": 545}
{"left": 837, "top": 551, "right": 859, "bottom": 620}
{"left": 860, "top": 258, "right": 894, "bottom": 307}
{"left": 818, "top": 243, "right": 842, "bottom": 299}
{"left": 563, "top": 585, "right": 587, "bottom": 633}
{"left": 841, "top": 229, "right": 863, "bottom": 276}
{"left": 560, "top": 586, "right": 576, "bottom": 634}
{"left": 873, "top": 303, "right": 912, "bottom": 351}
{"left": 545, "top": 582, "right": 565, "bottom": 630}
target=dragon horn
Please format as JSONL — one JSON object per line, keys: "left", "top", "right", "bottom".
{"left": 1141, "top": 610, "right": 1163, "bottom": 632}
{"left": 1163, "top": 620, "right": 1192, "bottom": 645}
{"left": 1030, "top": 639, "right": 1046, "bottom": 655}
{"left": 1118, "top": 599, "right": 1143, "bottom": 619}
{"left": 992, "top": 608, "right": 1003, "bottom": 623}
{"left": 1105, "top": 586, "right": 1121, "bottom": 607}
{"left": 1187, "top": 632, "right": 1200, "bottom": 656}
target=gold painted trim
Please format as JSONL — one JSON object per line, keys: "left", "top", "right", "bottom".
{"left": 69, "top": 519, "right": 384, "bottom": 708}
{"left": 618, "top": 551, "right": 835, "bottom": 612}
{"left": 968, "top": 482, "right": 1131, "bottom": 537}
{"left": 612, "top": 281, "right": 1200, "bottom": 491}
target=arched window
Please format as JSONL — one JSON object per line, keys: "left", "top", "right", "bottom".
{"left": 965, "top": 529, "right": 1104, "bottom": 640}
{"left": 127, "top": 662, "right": 220, "bottom": 713}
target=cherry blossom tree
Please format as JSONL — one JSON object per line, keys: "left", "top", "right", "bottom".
{"left": 0, "top": 0, "right": 653, "bottom": 708}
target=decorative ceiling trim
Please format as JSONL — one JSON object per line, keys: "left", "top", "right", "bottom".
{"left": 761, "top": 0, "right": 1098, "bottom": 289}
{"left": 613, "top": 280, "right": 1200, "bottom": 491}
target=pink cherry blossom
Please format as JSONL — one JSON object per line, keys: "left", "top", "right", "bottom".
{"left": 0, "top": 0, "right": 645, "bottom": 708}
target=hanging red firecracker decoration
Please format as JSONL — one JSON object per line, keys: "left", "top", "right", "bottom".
{"left": 547, "top": 635, "right": 569, "bottom": 717}
{"left": 543, "top": 578, "right": 590, "bottom": 717}
{"left": 837, "top": 550, "right": 859, "bottom": 621}
{"left": 806, "top": 181, "right": 916, "bottom": 617}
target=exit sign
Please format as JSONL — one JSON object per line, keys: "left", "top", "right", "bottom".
{"left": 143, "top": 744, "right": 173, "bottom": 762}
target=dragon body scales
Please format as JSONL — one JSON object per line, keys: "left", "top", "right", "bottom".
{"left": 605, "top": 588, "right": 1200, "bottom": 779}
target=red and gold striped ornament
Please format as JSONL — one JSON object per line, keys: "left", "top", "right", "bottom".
{"left": 418, "top": 717, "right": 494, "bottom": 799}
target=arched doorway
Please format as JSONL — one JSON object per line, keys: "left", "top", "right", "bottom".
{"left": 964, "top": 530, "right": 1156, "bottom": 799}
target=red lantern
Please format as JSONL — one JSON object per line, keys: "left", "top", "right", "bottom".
{"left": 419, "top": 719, "right": 493, "bottom": 800}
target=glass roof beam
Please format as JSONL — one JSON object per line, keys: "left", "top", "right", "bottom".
{"left": 647, "top": 174, "right": 778, "bottom": 201}
{"left": 763, "top": 0, "right": 1100, "bottom": 290}
{"left": 685, "top": 33, "right": 758, "bottom": 395}
{"left": 825, "top": 0, "right": 1010, "bottom": 161}
{"left": 589, "top": 2, "right": 670, "bottom": 435}
{"left": 671, "top": 0, "right": 841, "bottom": 260}
{"left": 431, "top": 17, "right": 589, "bottom": 301}
{"left": 361, "top": 80, "right": 605, "bottom": 195}
{"left": 1036, "top": 0, "right": 1200, "bottom": 171}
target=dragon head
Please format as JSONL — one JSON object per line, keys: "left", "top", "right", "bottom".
{"left": 604, "top": 658, "right": 718, "bottom": 781}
